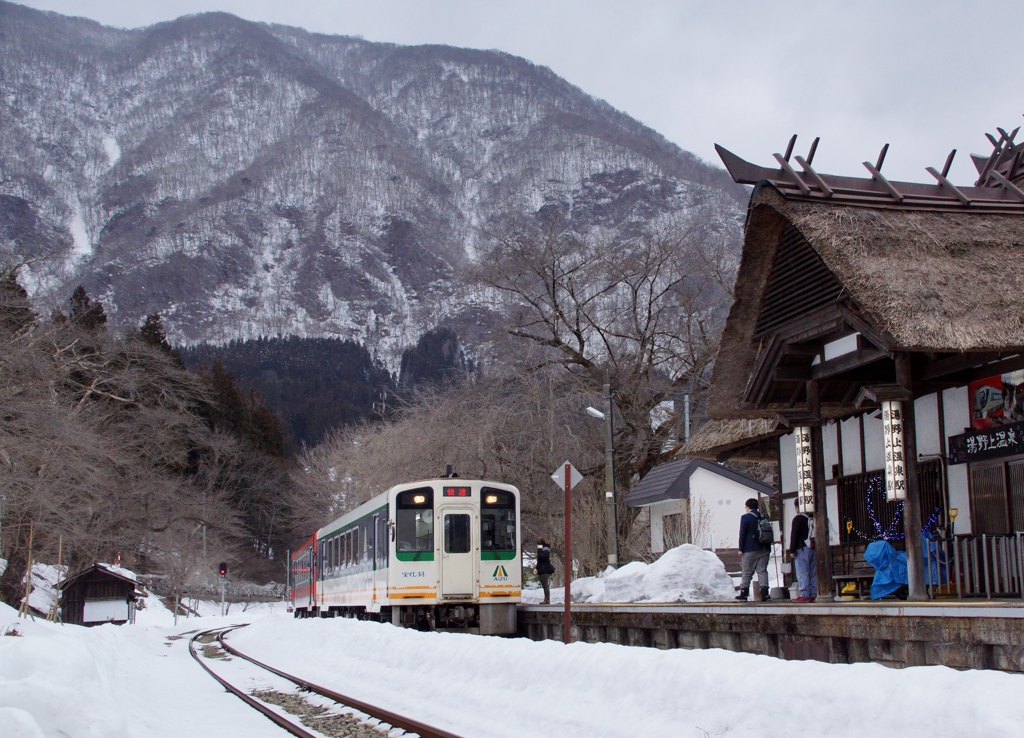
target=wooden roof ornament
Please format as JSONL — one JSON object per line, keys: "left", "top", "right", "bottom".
{"left": 715, "top": 126, "right": 1024, "bottom": 212}
{"left": 700, "top": 123, "right": 1024, "bottom": 439}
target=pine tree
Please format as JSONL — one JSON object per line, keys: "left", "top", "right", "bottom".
{"left": 69, "top": 285, "right": 107, "bottom": 332}
{"left": 138, "top": 312, "right": 183, "bottom": 366}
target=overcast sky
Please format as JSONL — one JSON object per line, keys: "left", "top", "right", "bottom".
{"left": 15, "top": 1, "right": 1022, "bottom": 184}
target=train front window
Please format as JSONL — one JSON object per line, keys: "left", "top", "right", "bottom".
{"left": 445, "top": 513, "right": 471, "bottom": 553}
{"left": 481, "top": 488, "right": 517, "bottom": 552}
{"left": 396, "top": 488, "right": 434, "bottom": 552}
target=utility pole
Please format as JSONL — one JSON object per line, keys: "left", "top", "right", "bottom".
{"left": 603, "top": 370, "right": 618, "bottom": 568}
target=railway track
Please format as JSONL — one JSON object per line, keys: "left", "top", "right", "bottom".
{"left": 189, "top": 626, "right": 463, "bottom": 738}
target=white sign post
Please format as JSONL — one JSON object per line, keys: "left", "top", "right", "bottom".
{"left": 794, "top": 426, "right": 815, "bottom": 513}
{"left": 882, "top": 401, "right": 907, "bottom": 501}
{"left": 551, "top": 461, "right": 582, "bottom": 643}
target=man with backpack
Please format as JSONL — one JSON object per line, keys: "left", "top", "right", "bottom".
{"left": 736, "top": 498, "right": 773, "bottom": 602}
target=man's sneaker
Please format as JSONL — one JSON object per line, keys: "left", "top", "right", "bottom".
{"left": 792, "top": 596, "right": 815, "bottom": 603}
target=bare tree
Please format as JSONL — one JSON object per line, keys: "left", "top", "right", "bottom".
{"left": 470, "top": 215, "right": 737, "bottom": 551}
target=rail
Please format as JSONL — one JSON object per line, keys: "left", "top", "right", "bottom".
{"left": 189, "top": 626, "right": 463, "bottom": 738}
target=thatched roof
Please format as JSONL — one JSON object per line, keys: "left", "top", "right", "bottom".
{"left": 678, "top": 418, "right": 782, "bottom": 460}
{"left": 709, "top": 185, "right": 1024, "bottom": 419}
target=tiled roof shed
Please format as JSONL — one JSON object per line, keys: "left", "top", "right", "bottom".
{"left": 624, "top": 458, "right": 775, "bottom": 507}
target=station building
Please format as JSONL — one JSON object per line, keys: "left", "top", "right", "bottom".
{"left": 684, "top": 133, "right": 1024, "bottom": 600}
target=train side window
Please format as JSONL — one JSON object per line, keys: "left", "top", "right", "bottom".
{"left": 396, "top": 488, "right": 434, "bottom": 552}
{"left": 481, "top": 488, "right": 517, "bottom": 552}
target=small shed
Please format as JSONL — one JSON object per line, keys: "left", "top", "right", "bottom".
{"left": 59, "top": 564, "right": 139, "bottom": 626}
{"left": 625, "top": 459, "right": 775, "bottom": 553}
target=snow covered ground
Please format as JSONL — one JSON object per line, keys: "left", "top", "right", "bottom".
{"left": 3, "top": 559, "right": 1024, "bottom": 737}
{"left": 230, "top": 614, "right": 1024, "bottom": 738}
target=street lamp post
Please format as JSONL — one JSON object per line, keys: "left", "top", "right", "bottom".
{"left": 586, "top": 368, "right": 619, "bottom": 568}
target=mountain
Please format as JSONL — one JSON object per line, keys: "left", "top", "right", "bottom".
{"left": 0, "top": 2, "right": 744, "bottom": 368}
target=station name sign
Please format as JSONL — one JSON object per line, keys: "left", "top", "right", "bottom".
{"left": 948, "top": 420, "right": 1024, "bottom": 464}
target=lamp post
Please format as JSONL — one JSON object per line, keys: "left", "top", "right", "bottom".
{"left": 585, "top": 369, "right": 619, "bottom": 568}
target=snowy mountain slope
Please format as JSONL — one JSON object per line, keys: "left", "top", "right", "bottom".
{"left": 0, "top": 2, "right": 744, "bottom": 366}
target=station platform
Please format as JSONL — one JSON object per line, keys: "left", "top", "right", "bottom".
{"left": 516, "top": 600, "right": 1024, "bottom": 671}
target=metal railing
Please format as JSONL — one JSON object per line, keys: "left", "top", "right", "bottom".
{"left": 925, "top": 533, "right": 1024, "bottom": 600}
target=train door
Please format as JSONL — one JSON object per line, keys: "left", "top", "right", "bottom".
{"left": 440, "top": 507, "right": 476, "bottom": 598}
{"left": 371, "top": 512, "right": 387, "bottom": 610}
{"left": 309, "top": 546, "right": 317, "bottom": 611}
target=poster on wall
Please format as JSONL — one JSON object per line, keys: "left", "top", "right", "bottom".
{"left": 969, "top": 370, "right": 1024, "bottom": 429}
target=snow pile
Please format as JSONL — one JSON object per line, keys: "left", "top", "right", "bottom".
{"left": 524, "top": 544, "right": 736, "bottom": 604}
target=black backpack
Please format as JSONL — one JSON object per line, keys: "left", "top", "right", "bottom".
{"left": 756, "top": 514, "right": 774, "bottom": 546}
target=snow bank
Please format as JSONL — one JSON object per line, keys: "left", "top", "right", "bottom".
{"left": 523, "top": 544, "right": 736, "bottom": 604}
{"left": 232, "top": 614, "right": 1024, "bottom": 738}
{"left": 0, "top": 600, "right": 285, "bottom": 738}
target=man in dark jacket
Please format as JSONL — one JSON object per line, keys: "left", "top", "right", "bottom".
{"left": 788, "top": 507, "right": 816, "bottom": 602}
{"left": 736, "top": 498, "right": 771, "bottom": 601}
{"left": 536, "top": 540, "right": 554, "bottom": 604}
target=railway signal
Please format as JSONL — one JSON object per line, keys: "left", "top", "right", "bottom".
{"left": 218, "top": 562, "right": 228, "bottom": 616}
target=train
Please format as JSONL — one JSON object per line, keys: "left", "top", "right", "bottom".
{"left": 288, "top": 477, "right": 521, "bottom": 634}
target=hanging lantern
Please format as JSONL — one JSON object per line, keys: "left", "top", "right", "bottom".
{"left": 882, "top": 400, "right": 906, "bottom": 501}
{"left": 794, "top": 426, "right": 814, "bottom": 513}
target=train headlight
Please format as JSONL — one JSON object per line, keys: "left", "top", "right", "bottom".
{"left": 485, "top": 494, "right": 499, "bottom": 504}
{"left": 413, "top": 494, "right": 426, "bottom": 504}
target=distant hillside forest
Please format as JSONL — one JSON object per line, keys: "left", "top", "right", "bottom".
{"left": 0, "top": 272, "right": 296, "bottom": 604}
{"left": 180, "top": 328, "right": 471, "bottom": 449}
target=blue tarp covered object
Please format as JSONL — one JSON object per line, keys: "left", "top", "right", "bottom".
{"left": 863, "top": 540, "right": 907, "bottom": 599}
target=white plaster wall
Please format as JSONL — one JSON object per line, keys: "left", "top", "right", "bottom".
{"left": 826, "top": 484, "right": 840, "bottom": 545}
{"left": 779, "top": 431, "right": 796, "bottom": 493}
{"left": 841, "top": 416, "right": 863, "bottom": 476}
{"left": 690, "top": 466, "right": 764, "bottom": 550}
{"left": 943, "top": 386, "right": 971, "bottom": 438}
{"left": 648, "top": 498, "right": 687, "bottom": 554}
{"left": 944, "top": 386, "right": 971, "bottom": 534}
{"left": 863, "top": 411, "right": 885, "bottom": 471}
{"left": 947, "top": 463, "right": 971, "bottom": 535}
{"left": 780, "top": 496, "right": 800, "bottom": 549}
{"left": 823, "top": 422, "right": 839, "bottom": 480}
{"left": 915, "top": 393, "right": 940, "bottom": 456}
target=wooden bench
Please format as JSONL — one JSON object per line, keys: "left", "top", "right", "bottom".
{"left": 832, "top": 573, "right": 874, "bottom": 599}
{"left": 831, "top": 542, "right": 876, "bottom": 600}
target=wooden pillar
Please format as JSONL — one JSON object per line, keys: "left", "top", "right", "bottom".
{"left": 896, "top": 353, "right": 927, "bottom": 601}
{"left": 810, "top": 423, "right": 832, "bottom": 601}
{"left": 807, "top": 380, "right": 832, "bottom": 602}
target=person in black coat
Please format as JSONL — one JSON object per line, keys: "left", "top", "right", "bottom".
{"left": 536, "top": 540, "right": 555, "bottom": 604}
{"left": 788, "top": 508, "right": 817, "bottom": 601}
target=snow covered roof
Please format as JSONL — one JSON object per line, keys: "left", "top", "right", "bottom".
{"left": 624, "top": 458, "right": 775, "bottom": 507}
{"left": 59, "top": 563, "right": 138, "bottom": 591}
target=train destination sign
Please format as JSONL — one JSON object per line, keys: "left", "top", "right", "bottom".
{"left": 948, "top": 420, "right": 1024, "bottom": 464}
{"left": 443, "top": 486, "right": 472, "bottom": 497}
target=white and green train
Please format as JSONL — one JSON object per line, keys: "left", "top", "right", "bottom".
{"left": 289, "top": 478, "right": 521, "bottom": 634}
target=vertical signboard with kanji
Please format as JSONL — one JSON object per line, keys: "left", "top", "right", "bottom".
{"left": 882, "top": 400, "right": 906, "bottom": 501}
{"left": 794, "top": 426, "right": 814, "bottom": 513}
